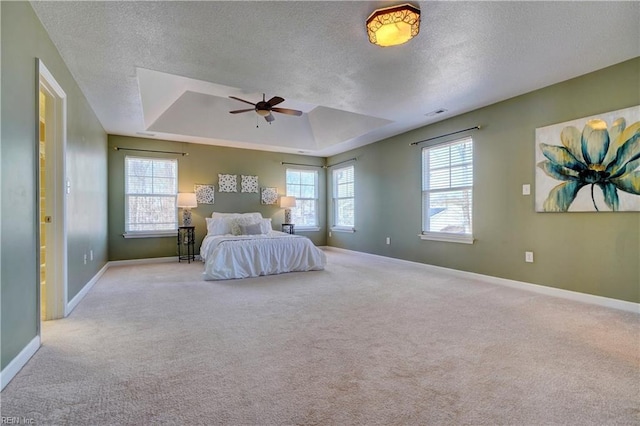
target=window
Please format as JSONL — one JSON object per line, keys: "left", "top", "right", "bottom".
{"left": 125, "top": 156, "right": 178, "bottom": 236}
{"left": 332, "top": 164, "right": 355, "bottom": 231}
{"left": 286, "top": 168, "right": 319, "bottom": 230}
{"left": 421, "top": 137, "right": 473, "bottom": 244}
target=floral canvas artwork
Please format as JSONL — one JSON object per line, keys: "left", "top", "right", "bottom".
{"left": 194, "top": 184, "right": 215, "bottom": 204}
{"left": 535, "top": 105, "right": 640, "bottom": 212}
{"left": 261, "top": 187, "right": 278, "bottom": 205}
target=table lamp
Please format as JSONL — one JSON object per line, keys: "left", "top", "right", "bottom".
{"left": 280, "top": 196, "right": 297, "bottom": 224}
{"left": 177, "top": 192, "right": 197, "bottom": 226}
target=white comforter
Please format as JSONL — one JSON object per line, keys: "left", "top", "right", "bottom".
{"left": 200, "top": 231, "right": 326, "bottom": 280}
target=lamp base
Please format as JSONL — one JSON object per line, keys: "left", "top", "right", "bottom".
{"left": 284, "top": 209, "right": 292, "bottom": 224}
{"left": 182, "top": 209, "right": 192, "bottom": 226}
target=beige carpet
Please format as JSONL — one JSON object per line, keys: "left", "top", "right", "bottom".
{"left": 1, "top": 248, "right": 638, "bottom": 425}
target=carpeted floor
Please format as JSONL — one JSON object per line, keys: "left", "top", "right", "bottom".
{"left": 1, "top": 248, "right": 639, "bottom": 425}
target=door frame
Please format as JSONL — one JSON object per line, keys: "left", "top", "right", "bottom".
{"left": 37, "top": 59, "right": 67, "bottom": 322}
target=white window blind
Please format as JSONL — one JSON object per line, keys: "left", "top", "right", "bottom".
{"left": 421, "top": 138, "right": 473, "bottom": 242}
{"left": 286, "top": 169, "right": 318, "bottom": 228}
{"left": 333, "top": 165, "right": 355, "bottom": 229}
{"left": 125, "top": 156, "right": 178, "bottom": 233}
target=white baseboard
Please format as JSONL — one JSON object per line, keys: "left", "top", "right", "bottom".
{"left": 447, "top": 268, "right": 639, "bottom": 313}
{"left": 325, "top": 247, "right": 639, "bottom": 313}
{"left": 65, "top": 262, "right": 109, "bottom": 316}
{"left": 1, "top": 336, "right": 40, "bottom": 391}
{"left": 108, "top": 256, "right": 179, "bottom": 267}
{"left": 108, "top": 256, "right": 202, "bottom": 267}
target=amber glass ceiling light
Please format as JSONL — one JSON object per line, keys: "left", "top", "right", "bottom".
{"left": 366, "top": 3, "right": 420, "bottom": 47}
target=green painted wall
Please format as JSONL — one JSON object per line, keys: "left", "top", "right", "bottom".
{"left": 327, "top": 58, "right": 640, "bottom": 303}
{"left": 108, "top": 135, "right": 327, "bottom": 260}
{"left": 1, "top": 2, "right": 108, "bottom": 370}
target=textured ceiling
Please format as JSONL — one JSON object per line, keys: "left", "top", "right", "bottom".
{"left": 31, "top": 1, "right": 640, "bottom": 156}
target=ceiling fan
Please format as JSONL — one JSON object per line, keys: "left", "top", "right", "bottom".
{"left": 229, "top": 93, "right": 303, "bottom": 123}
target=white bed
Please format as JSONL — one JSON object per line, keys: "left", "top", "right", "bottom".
{"left": 200, "top": 213, "right": 326, "bottom": 280}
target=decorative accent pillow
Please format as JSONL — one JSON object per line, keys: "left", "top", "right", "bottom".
{"left": 218, "top": 174, "right": 237, "bottom": 192}
{"left": 205, "top": 217, "right": 229, "bottom": 235}
{"left": 259, "top": 218, "right": 272, "bottom": 234}
{"left": 230, "top": 216, "right": 260, "bottom": 235}
{"left": 240, "top": 223, "right": 263, "bottom": 235}
{"left": 241, "top": 175, "right": 259, "bottom": 193}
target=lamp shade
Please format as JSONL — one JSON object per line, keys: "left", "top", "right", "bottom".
{"left": 177, "top": 192, "right": 198, "bottom": 208}
{"left": 279, "top": 196, "right": 297, "bottom": 208}
{"left": 366, "top": 3, "right": 421, "bottom": 47}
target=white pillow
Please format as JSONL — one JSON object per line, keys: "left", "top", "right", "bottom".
{"left": 211, "top": 212, "right": 262, "bottom": 221}
{"left": 206, "top": 217, "right": 230, "bottom": 236}
{"left": 210, "top": 213, "right": 264, "bottom": 235}
{"left": 240, "top": 222, "right": 263, "bottom": 235}
{"left": 259, "top": 218, "right": 272, "bottom": 234}
{"left": 230, "top": 216, "right": 259, "bottom": 235}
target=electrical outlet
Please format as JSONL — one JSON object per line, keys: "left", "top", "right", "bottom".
{"left": 83, "top": 253, "right": 87, "bottom": 265}
{"left": 522, "top": 184, "right": 531, "bottom": 195}
{"left": 386, "top": 237, "right": 390, "bottom": 245}
{"left": 525, "top": 251, "right": 534, "bottom": 263}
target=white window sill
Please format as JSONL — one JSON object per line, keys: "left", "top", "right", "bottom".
{"left": 418, "top": 232, "right": 474, "bottom": 244}
{"left": 123, "top": 231, "right": 177, "bottom": 239}
{"left": 331, "top": 226, "right": 355, "bottom": 233}
{"left": 294, "top": 226, "right": 321, "bottom": 232}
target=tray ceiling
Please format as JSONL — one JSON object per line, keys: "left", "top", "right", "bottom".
{"left": 30, "top": 1, "right": 640, "bottom": 156}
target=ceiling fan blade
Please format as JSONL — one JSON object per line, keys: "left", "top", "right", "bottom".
{"left": 267, "top": 96, "right": 285, "bottom": 107}
{"left": 229, "top": 108, "right": 255, "bottom": 114}
{"left": 265, "top": 113, "right": 275, "bottom": 123}
{"left": 229, "top": 96, "right": 256, "bottom": 106}
{"left": 272, "top": 107, "right": 303, "bottom": 116}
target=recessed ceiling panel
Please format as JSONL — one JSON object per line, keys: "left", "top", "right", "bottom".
{"left": 138, "top": 68, "right": 396, "bottom": 153}
{"left": 148, "top": 91, "right": 320, "bottom": 151}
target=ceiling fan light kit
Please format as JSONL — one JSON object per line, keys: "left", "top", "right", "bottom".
{"left": 366, "top": 3, "right": 421, "bottom": 47}
{"left": 229, "top": 94, "right": 302, "bottom": 124}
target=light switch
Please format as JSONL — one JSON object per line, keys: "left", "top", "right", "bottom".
{"left": 522, "top": 184, "right": 531, "bottom": 195}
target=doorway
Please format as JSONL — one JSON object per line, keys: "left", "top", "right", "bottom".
{"left": 37, "top": 59, "right": 67, "bottom": 322}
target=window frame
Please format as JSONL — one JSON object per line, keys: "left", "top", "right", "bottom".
{"left": 285, "top": 168, "right": 320, "bottom": 231}
{"left": 331, "top": 164, "right": 355, "bottom": 233}
{"left": 420, "top": 137, "right": 474, "bottom": 244}
{"left": 123, "top": 156, "right": 178, "bottom": 238}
